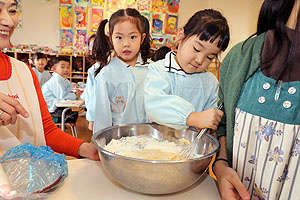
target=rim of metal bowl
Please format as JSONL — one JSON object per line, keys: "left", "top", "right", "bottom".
{"left": 92, "top": 123, "right": 220, "bottom": 163}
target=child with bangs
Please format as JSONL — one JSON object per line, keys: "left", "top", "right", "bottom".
{"left": 92, "top": 8, "right": 152, "bottom": 133}
{"left": 144, "top": 9, "right": 230, "bottom": 131}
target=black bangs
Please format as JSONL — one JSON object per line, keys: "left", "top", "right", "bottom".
{"left": 198, "top": 22, "right": 230, "bottom": 51}
{"left": 182, "top": 9, "right": 230, "bottom": 52}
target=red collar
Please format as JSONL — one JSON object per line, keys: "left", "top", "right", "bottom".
{"left": 0, "top": 53, "right": 12, "bottom": 80}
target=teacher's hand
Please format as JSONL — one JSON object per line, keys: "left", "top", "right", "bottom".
{"left": 0, "top": 92, "right": 29, "bottom": 126}
{"left": 214, "top": 162, "right": 250, "bottom": 200}
{"left": 78, "top": 142, "right": 100, "bottom": 161}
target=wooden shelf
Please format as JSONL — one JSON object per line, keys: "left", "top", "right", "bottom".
{"left": 3, "top": 50, "right": 92, "bottom": 83}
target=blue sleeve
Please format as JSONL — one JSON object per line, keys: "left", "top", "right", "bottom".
{"left": 93, "top": 71, "right": 112, "bottom": 133}
{"left": 144, "top": 64, "right": 194, "bottom": 130}
{"left": 84, "top": 65, "right": 97, "bottom": 122}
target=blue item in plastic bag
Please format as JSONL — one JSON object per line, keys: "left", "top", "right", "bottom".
{"left": 0, "top": 143, "right": 68, "bottom": 198}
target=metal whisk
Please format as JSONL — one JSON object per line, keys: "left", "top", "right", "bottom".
{"left": 172, "top": 103, "right": 223, "bottom": 160}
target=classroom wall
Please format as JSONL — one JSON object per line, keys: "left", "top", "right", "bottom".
{"left": 11, "top": 0, "right": 263, "bottom": 59}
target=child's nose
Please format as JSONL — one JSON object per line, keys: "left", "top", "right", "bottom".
{"left": 195, "top": 54, "right": 205, "bottom": 65}
{"left": 123, "top": 39, "right": 130, "bottom": 47}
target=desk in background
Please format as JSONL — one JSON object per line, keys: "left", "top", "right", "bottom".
{"left": 55, "top": 100, "right": 85, "bottom": 133}
{"left": 47, "top": 159, "right": 221, "bottom": 200}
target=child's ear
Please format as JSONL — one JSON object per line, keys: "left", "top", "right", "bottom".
{"left": 141, "top": 33, "right": 146, "bottom": 44}
{"left": 176, "top": 28, "right": 185, "bottom": 45}
{"left": 52, "top": 65, "right": 56, "bottom": 72}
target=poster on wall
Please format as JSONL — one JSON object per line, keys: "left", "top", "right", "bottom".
{"left": 60, "top": 29, "right": 73, "bottom": 47}
{"left": 105, "top": 9, "right": 116, "bottom": 20}
{"left": 59, "top": 0, "right": 72, "bottom": 4}
{"left": 59, "top": 5, "right": 72, "bottom": 28}
{"left": 167, "top": 0, "right": 179, "bottom": 14}
{"left": 91, "top": 8, "right": 103, "bottom": 30}
{"left": 91, "top": 0, "right": 104, "bottom": 7}
{"left": 73, "top": 29, "right": 87, "bottom": 47}
{"left": 165, "top": 14, "right": 178, "bottom": 34}
{"left": 152, "top": 34, "right": 164, "bottom": 47}
{"left": 75, "top": 0, "right": 89, "bottom": 6}
{"left": 164, "top": 34, "right": 176, "bottom": 49}
{"left": 75, "top": 6, "right": 88, "bottom": 29}
{"left": 125, "top": 0, "right": 136, "bottom": 8}
{"left": 137, "top": 0, "right": 151, "bottom": 12}
{"left": 141, "top": 12, "right": 151, "bottom": 21}
{"left": 152, "top": 0, "right": 166, "bottom": 13}
{"left": 107, "top": 0, "right": 122, "bottom": 10}
{"left": 152, "top": 13, "right": 164, "bottom": 34}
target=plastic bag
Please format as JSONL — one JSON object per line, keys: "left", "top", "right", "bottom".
{"left": 0, "top": 143, "right": 68, "bottom": 199}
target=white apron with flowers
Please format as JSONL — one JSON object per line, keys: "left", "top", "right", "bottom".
{"left": 232, "top": 70, "right": 300, "bottom": 200}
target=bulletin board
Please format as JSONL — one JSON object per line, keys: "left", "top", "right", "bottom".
{"left": 59, "top": 0, "right": 180, "bottom": 50}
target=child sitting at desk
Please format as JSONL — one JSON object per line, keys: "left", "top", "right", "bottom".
{"left": 42, "top": 57, "right": 80, "bottom": 123}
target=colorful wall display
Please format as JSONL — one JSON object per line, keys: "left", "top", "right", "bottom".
{"left": 59, "top": 5, "right": 72, "bottom": 28}
{"left": 60, "top": 29, "right": 73, "bottom": 47}
{"left": 91, "top": 0, "right": 104, "bottom": 7}
{"left": 165, "top": 14, "right": 178, "bottom": 34}
{"left": 59, "top": 0, "right": 180, "bottom": 49}
{"left": 91, "top": 8, "right": 103, "bottom": 30}
{"left": 60, "top": 0, "right": 72, "bottom": 4}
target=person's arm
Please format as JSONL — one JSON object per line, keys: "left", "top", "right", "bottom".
{"left": 213, "top": 136, "right": 250, "bottom": 200}
{"left": 28, "top": 66, "right": 99, "bottom": 160}
{"left": 144, "top": 64, "right": 194, "bottom": 130}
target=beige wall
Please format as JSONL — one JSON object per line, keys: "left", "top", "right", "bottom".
{"left": 12, "top": 0, "right": 263, "bottom": 59}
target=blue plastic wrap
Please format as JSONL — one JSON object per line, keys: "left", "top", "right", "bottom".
{"left": 0, "top": 143, "right": 68, "bottom": 199}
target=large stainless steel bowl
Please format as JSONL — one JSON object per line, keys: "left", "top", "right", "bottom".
{"left": 92, "top": 123, "right": 219, "bottom": 194}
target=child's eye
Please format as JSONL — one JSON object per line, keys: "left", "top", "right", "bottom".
{"left": 193, "top": 47, "right": 200, "bottom": 52}
{"left": 130, "top": 36, "right": 137, "bottom": 39}
{"left": 116, "top": 36, "right": 122, "bottom": 40}
{"left": 207, "top": 56, "right": 215, "bottom": 60}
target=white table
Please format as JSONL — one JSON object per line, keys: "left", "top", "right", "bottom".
{"left": 47, "top": 159, "right": 221, "bottom": 200}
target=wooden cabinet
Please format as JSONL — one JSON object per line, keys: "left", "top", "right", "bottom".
{"left": 2, "top": 50, "right": 91, "bottom": 83}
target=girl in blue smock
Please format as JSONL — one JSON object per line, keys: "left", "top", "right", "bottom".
{"left": 92, "top": 8, "right": 152, "bottom": 133}
{"left": 144, "top": 9, "right": 230, "bottom": 131}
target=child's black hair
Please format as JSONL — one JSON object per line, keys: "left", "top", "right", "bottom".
{"left": 182, "top": 9, "right": 230, "bottom": 52}
{"left": 152, "top": 46, "right": 171, "bottom": 62}
{"left": 93, "top": 8, "right": 152, "bottom": 77}
{"left": 88, "top": 34, "right": 96, "bottom": 47}
{"left": 31, "top": 52, "right": 47, "bottom": 63}
{"left": 53, "top": 56, "right": 70, "bottom": 66}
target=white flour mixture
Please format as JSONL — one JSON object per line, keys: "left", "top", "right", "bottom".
{"left": 104, "top": 136, "right": 189, "bottom": 160}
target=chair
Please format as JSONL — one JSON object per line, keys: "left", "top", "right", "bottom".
{"left": 54, "top": 107, "right": 78, "bottom": 138}
{"left": 55, "top": 122, "right": 78, "bottom": 138}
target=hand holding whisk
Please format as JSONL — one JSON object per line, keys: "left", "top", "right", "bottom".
{"left": 172, "top": 103, "right": 224, "bottom": 160}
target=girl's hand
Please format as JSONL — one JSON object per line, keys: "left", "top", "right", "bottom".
{"left": 75, "top": 88, "right": 81, "bottom": 99}
{"left": 78, "top": 142, "right": 100, "bottom": 161}
{"left": 187, "top": 108, "right": 223, "bottom": 130}
{"left": 214, "top": 161, "right": 250, "bottom": 200}
{"left": 0, "top": 92, "right": 29, "bottom": 126}
{"left": 88, "top": 121, "right": 94, "bottom": 131}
